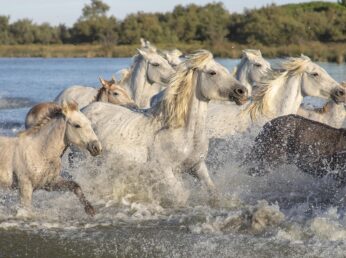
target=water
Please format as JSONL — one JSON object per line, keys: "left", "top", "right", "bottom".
{"left": 0, "top": 58, "right": 345, "bottom": 257}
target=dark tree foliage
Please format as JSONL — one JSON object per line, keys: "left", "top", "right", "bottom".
{"left": 0, "top": 1, "right": 345, "bottom": 46}
{"left": 70, "top": 0, "right": 118, "bottom": 44}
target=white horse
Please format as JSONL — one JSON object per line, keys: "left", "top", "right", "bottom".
{"left": 55, "top": 77, "right": 136, "bottom": 110}
{"left": 247, "top": 55, "right": 345, "bottom": 122}
{"left": 82, "top": 50, "right": 248, "bottom": 205}
{"left": 207, "top": 55, "right": 345, "bottom": 138}
{"left": 297, "top": 82, "right": 346, "bottom": 128}
{"left": 0, "top": 101, "right": 102, "bottom": 216}
{"left": 122, "top": 47, "right": 176, "bottom": 108}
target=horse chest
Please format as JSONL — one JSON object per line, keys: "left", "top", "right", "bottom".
{"left": 16, "top": 148, "right": 61, "bottom": 187}
{"left": 152, "top": 130, "right": 207, "bottom": 165}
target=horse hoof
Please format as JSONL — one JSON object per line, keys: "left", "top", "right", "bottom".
{"left": 85, "top": 203, "right": 96, "bottom": 217}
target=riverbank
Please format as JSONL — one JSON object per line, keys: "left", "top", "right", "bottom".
{"left": 0, "top": 41, "right": 345, "bottom": 63}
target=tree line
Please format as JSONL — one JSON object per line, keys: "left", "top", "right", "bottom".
{"left": 0, "top": 0, "right": 345, "bottom": 46}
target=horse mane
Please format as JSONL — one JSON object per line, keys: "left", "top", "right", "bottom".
{"left": 246, "top": 55, "right": 311, "bottom": 120}
{"left": 281, "top": 54, "right": 311, "bottom": 75}
{"left": 18, "top": 103, "right": 66, "bottom": 137}
{"left": 159, "top": 49, "right": 213, "bottom": 128}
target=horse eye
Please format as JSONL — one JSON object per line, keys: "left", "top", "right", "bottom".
{"left": 74, "top": 124, "right": 81, "bottom": 128}
{"left": 151, "top": 63, "right": 160, "bottom": 67}
{"left": 311, "top": 72, "right": 319, "bottom": 77}
{"left": 254, "top": 63, "right": 262, "bottom": 67}
{"left": 208, "top": 71, "right": 217, "bottom": 76}
{"left": 113, "top": 92, "right": 119, "bottom": 96}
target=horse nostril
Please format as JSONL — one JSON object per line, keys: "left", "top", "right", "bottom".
{"left": 88, "top": 141, "right": 101, "bottom": 156}
{"left": 234, "top": 87, "right": 245, "bottom": 96}
{"left": 336, "top": 89, "right": 345, "bottom": 96}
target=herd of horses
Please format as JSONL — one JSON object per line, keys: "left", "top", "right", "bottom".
{"left": 0, "top": 39, "right": 345, "bottom": 216}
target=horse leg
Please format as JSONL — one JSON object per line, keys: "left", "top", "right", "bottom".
{"left": 161, "top": 167, "right": 188, "bottom": 206}
{"left": 190, "top": 161, "right": 220, "bottom": 206}
{"left": 47, "top": 177, "right": 95, "bottom": 216}
{"left": 191, "top": 161, "right": 216, "bottom": 192}
{"left": 18, "top": 178, "right": 33, "bottom": 209}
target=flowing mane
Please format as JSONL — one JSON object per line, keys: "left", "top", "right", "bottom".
{"left": 19, "top": 103, "right": 76, "bottom": 136}
{"left": 246, "top": 55, "right": 311, "bottom": 120}
{"left": 159, "top": 50, "right": 213, "bottom": 128}
{"left": 281, "top": 54, "right": 311, "bottom": 75}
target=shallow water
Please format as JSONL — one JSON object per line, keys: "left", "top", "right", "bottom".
{"left": 0, "top": 58, "right": 345, "bottom": 257}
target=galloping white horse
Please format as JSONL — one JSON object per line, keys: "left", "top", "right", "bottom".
{"left": 247, "top": 55, "right": 345, "bottom": 121}
{"left": 0, "top": 101, "right": 102, "bottom": 216}
{"left": 82, "top": 50, "right": 248, "bottom": 204}
{"left": 207, "top": 55, "right": 345, "bottom": 137}
{"left": 55, "top": 77, "right": 136, "bottom": 110}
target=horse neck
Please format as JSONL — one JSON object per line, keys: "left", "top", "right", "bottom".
{"left": 184, "top": 74, "right": 209, "bottom": 140}
{"left": 266, "top": 74, "right": 303, "bottom": 117}
{"left": 34, "top": 117, "right": 67, "bottom": 159}
{"left": 130, "top": 57, "right": 149, "bottom": 106}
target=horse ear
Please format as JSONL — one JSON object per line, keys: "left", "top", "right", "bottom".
{"left": 140, "top": 38, "right": 146, "bottom": 48}
{"left": 137, "top": 48, "right": 149, "bottom": 59}
{"left": 99, "top": 77, "right": 108, "bottom": 88}
{"left": 111, "top": 75, "right": 117, "bottom": 83}
{"left": 61, "top": 100, "right": 69, "bottom": 115}
{"left": 242, "top": 50, "right": 249, "bottom": 59}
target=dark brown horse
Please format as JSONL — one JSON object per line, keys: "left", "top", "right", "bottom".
{"left": 246, "top": 115, "right": 346, "bottom": 183}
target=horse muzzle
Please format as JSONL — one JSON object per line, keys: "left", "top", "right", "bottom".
{"left": 229, "top": 85, "right": 249, "bottom": 105}
{"left": 332, "top": 87, "right": 346, "bottom": 104}
{"left": 87, "top": 140, "right": 102, "bottom": 156}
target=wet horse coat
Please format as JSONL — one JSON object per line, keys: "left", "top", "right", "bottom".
{"left": 246, "top": 115, "right": 346, "bottom": 182}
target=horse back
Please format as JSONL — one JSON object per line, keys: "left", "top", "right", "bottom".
{"left": 252, "top": 114, "right": 345, "bottom": 162}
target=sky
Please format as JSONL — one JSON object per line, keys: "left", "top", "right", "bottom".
{"left": 0, "top": 0, "right": 336, "bottom": 26}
